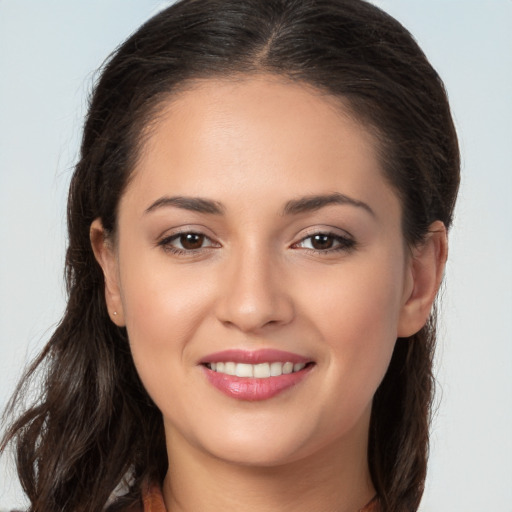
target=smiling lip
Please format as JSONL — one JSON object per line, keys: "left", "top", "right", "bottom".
{"left": 199, "top": 349, "right": 310, "bottom": 365}
{"left": 200, "top": 349, "right": 314, "bottom": 401}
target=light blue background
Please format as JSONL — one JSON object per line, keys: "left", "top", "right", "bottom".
{"left": 1, "top": 1, "right": 511, "bottom": 510}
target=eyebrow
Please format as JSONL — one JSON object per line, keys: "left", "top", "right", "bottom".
{"left": 144, "top": 192, "right": 374, "bottom": 217}
{"left": 282, "top": 193, "right": 375, "bottom": 217}
{"left": 144, "top": 196, "right": 225, "bottom": 215}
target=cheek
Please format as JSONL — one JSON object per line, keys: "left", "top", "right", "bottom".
{"left": 306, "top": 250, "right": 405, "bottom": 390}
{"left": 117, "top": 251, "right": 215, "bottom": 381}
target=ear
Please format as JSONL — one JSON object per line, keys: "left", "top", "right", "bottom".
{"left": 90, "top": 219, "right": 125, "bottom": 326}
{"left": 397, "top": 220, "right": 448, "bottom": 337}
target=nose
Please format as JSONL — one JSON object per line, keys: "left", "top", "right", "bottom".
{"left": 215, "top": 246, "right": 295, "bottom": 333}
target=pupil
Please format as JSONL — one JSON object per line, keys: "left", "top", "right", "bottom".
{"left": 181, "top": 233, "right": 204, "bottom": 250}
{"left": 312, "top": 234, "right": 333, "bottom": 250}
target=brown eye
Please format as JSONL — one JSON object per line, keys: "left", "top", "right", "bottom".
{"left": 294, "top": 232, "right": 355, "bottom": 253}
{"left": 310, "top": 234, "right": 334, "bottom": 250}
{"left": 180, "top": 233, "right": 205, "bottom": 250}
{"left": 158, "top": 231, "right": 219, "bottom": 254}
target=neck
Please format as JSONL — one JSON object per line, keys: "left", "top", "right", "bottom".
{"left": 162, "top": 416, "right": 375, "bottom": 512}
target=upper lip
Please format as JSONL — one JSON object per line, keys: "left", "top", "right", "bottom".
{"left": 199, "top": 349, "right": 312, "bottom": 365}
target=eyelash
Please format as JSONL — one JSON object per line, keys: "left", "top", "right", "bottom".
{"left": 157, "top": 230, "right": 356, "bottom": 256}
{"left": 292, "top": 232, "right": 356, "bottom": 254}
{"left": 157, "top": 231, "right": 220, "bottom": 255}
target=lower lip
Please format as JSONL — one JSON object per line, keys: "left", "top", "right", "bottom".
{"left": 202, "top": 365, "right": 313, "bottom": 401}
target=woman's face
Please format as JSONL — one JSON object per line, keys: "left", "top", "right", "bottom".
{"left": 106, "top": 76, "right": 416, "bottom": 467}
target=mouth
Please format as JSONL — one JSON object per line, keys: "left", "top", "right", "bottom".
{"left": 199, "top": 349, "right": 315, "bottom": 401}
{"left": 203, "top": 361, "right": 311, "bottom": 378}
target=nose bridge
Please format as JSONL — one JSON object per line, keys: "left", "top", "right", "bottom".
{"left": 216, "top": 239, "right": 294, "bottom": 332}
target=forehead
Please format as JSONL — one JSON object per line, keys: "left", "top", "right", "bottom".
{"left": 142, "top": 75, "right": 376, "bottom": 165}
{"left": 124, "top": 75, "right": 398, "bottom": 219}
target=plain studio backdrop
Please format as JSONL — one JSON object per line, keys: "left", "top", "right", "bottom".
{"left": 0, "top": 1, "right": 511, "bottom": 510}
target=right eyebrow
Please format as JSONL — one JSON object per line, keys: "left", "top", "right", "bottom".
{"left": 144, "top": 196, "right": 225, "bottom": 215}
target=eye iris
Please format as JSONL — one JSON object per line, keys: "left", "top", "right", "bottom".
{"left": 180, "top": 233, "right": 204, "bottom": 250}
{"left": 311, "top": 234, "right": 334, "bottom": 250}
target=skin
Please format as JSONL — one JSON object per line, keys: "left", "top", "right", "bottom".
{"left": 92, "top": 76, "right": 447, "bottom": 512}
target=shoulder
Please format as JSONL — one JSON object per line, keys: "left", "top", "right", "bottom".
{"left": 106, "top": 481, "right": 166, "bottom": 512}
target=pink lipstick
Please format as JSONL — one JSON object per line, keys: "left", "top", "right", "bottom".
{"left": 199, "top": 349, "right": 314, "bottom": 401}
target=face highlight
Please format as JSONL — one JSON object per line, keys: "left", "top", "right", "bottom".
{"left": 96, "top": 76, "right": 417, "bottom": 470}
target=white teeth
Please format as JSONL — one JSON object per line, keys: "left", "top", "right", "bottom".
{"left": 224, "top": 362, "right": 236, "bottom": 375}
{"left": 270, "top": 362, "right": 283, "bottom": 376}
{"left": 254, "top": 363, "right": 271, "bottom": 378}
{"left": 283, "top": 362, "right": 294, "bottom": 374}
{"left": 208, "top": 361, "right": 308, "bottom": 378}
{"left": 235, "top": 363, "right": 254, "bottom": 377}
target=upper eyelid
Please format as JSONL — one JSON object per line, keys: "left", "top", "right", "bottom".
{"left": 157, "top": 224, "right": 218, "bottom": 241}
{"left": 294, "top": 226, "right": 354, "bottom": 241}
{"left": 294, "top": 233, "right": 354, "bottom": 246}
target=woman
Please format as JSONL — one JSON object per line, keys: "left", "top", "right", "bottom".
{"left": 1, "top": 1, "right": 459, "bottom": 511}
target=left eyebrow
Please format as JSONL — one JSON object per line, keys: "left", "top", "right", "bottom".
{"left": 144, "top": 195, "right": 225, "bottom": 215}
{"left": 282, "top": 193, "right": 375, "bottom": 217}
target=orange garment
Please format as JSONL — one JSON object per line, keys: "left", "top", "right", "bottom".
{"left": 141, "top": 483, "right": 167, "bottom": 512}
{"left": 140, "top": 483, "right": 380, "bottom": 512}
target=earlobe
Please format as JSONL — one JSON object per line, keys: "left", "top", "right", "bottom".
{"left": 90, "top": 219, "right": 125, "bottom": 326}
{"left": 397, "top": 221, "right": 448, "bottom": 337}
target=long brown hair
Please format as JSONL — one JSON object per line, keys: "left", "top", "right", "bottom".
{"left": 1, "top": 1, "right": 460, "bottom": 511}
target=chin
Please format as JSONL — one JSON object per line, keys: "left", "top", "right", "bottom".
{"left": 208, "top": 438, "right": 312, "bottom": 468}
{"left": 181, "top": 409, "right": 361, "bottom": 469}
{"left": 165, "top": 410, "right": 318, "bottom": 468}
